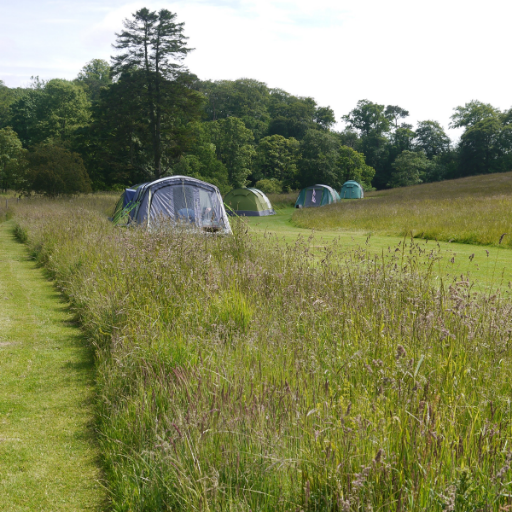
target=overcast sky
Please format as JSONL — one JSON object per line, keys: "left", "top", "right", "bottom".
{"left": 1, "top": 0, "right": 511, "bottom": 140}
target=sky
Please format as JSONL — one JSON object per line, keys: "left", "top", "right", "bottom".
{"left": 1, "top": 0, "right": 511, "bottom": 141}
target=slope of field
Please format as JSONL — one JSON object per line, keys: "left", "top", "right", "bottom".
{"left": 245, "top": 207, "right": 512, "bottom": 294}
{"left": 293, "top": 172, "right": 512, "bottom": 248}
{"left": 0, "top": 221, "right": 103, "bottom": 511}
{"left": 9, "top": 196, "right": 512, "bottom": 511}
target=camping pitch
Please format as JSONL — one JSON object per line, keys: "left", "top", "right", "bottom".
{"left": 295, "top": 184, "right": 340, "bottom": 208}
{"left": 340, "top": 180, "right": 364, "bottom": 199}
{"left": 224, "top": 188, "right": 275, "bottom": 216}
{"left": 112, "top": 176, "right": 232, "bottom": 234}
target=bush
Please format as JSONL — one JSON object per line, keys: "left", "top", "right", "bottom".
{"left": 23, "top": 143, "right": 92, "bottom": 196}
{"left": 255, "top": 178, "right": 282, "bottom": 194}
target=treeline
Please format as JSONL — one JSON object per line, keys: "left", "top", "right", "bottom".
{"left": 1, "top": 7, "right": 511, "bottom": 196}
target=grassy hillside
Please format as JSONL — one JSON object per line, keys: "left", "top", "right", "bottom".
{"left": 293, "top": 172, "right": 512, "bottom": 248}
{"left": 9, "top": 195, "right": 512, "bottom": 511}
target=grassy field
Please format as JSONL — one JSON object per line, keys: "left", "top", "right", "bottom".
{"left": 293, "top": 173, "right": 512, "bottom": 248}
{"left": 0, "top": 220, "right": 103, "bottom": 511}
{"left": 245, "top": 207, "right": 512, "bottom": 294}
{"left": 8, "top": 193, "right": 512, "bottom": 511}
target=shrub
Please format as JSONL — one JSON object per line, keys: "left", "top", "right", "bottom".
{"left": 20, "top": 143, "right": 92, "bottom": 196}
{"left": 255, "top": 178, "right": 283, "bottom": 194}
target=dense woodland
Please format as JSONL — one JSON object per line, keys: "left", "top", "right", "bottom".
{"left": 1, "top": 7, "right": 511, "bottom": 196}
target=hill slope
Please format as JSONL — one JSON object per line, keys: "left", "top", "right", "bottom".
{"left": 293, "top": 172, "right": 512, "bottom": 248}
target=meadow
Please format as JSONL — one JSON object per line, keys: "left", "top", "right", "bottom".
{"left": 293, "top": 173, "right": 512, "bottom": 248}
{"left": 7, "top": 188, "right": 512, "bottom": 511}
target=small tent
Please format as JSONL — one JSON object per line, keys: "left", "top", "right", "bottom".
{"left": 113, "top": 176, "right": 232, "bottom": 234}
{"left": 340, "top": 180, "right": 364, "bottom": 199}
{"left": 111, "top": 184, "right": 144, "bottom": 225}
{"left": 295, "top": 184, "right": 340, "bottom": 208}
{"left": 224, "top": 188, "right": 275, "bottom": 216}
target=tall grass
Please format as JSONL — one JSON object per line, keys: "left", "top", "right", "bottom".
{"left": 11, "top": 195, "right": 512, "bottom": 511}
{"left": 265, "top": 191, "right": 298, "bottom": 209}
{"left": 294, "top": 172, "right": 512, "bottom": 248}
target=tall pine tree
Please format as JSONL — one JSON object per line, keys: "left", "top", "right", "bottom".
{"left": 111, "top": 8, "right": 202, "bottom": 179}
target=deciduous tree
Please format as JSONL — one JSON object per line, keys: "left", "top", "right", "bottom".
{"left": 415, "top": 120, "right": 450, "bottom": 159}
{"left": 253, "top": 134, "right": 300, "bottom": 189}
{"left": 209, "top": 117, "right": 255, "bottom": 188}
{"left": 388, "top": 150, "right": 431, "bottom": 188}
{"left": 23, "top": 143, "right": 92, "bottom": 196}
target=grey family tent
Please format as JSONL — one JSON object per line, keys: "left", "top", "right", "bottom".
{"left": 295, "top": 184, "right": 340, "bottom": 208}
{"left": 112, "top": 176, "right": 232, "bottom": 234}
{"left": 224, "top": 187, "right": 275, "bottom": 216}
{"left": 340, "top": 180, "right": 364, "bottom": 199}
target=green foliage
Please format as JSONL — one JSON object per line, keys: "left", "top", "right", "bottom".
{"left": 255, "top": 178, "right": 283, "bottom": 194}
{"left": 450, "top": 100, "right": 501, "bottom": 129}
{"left": 299, "top": 131, "right": 374, "bottom": 190}
{"left": 343, "top": 99, "right": 391, "bottom": 137}
{"left": 22, "top": 143, "right": 92, "bottom": 196}
{"left": 384, "top": 104, "right": 409, "bottom": 128}
{"left": 0, "top": 127, "right": 26, "bottom": 191}
{"left": 388, "top": 150, "right": 431, "bottom": 187}
{"left": 298, "top": 129, "right": 341, "bottom": 188}
{"left": 342, "top": 99, "right": 393, "bottom": 188}
{"left": 75, "top": 58, "right": 112, "bottom": 101}
{"left": 268, "top": 89, "right": 328, "bottom": 140}
{"left": 198, "top": 79, "right": 271, "bottom": 140}
{"left": 9, "top": 79, "right": 90, "bottom": 146}
{"left": 415, "top": 120, "right": 450, "bottom": 159}
{"left": 0, "top": 81, "right": 27, "bottom": 128}
{"left": 253, "top": 134, "right": 299, "bottom": 188}
{"left": 171, "top": 121, "right": 229, "bottom": 193}
{"left": 337, "top": 145, "right": 375, "bottom": 187}
{"left": 458, "top": 117, "right": 512, "bottom": 176}
{"left": 111, "top": 8, "right": 201, "bottom": 179}
{"left": 209, "top": 117, "right": 255, "bottom": 188}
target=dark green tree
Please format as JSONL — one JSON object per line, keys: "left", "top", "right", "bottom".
{"left": 0, "top": 127, "right": 26, "bottom": 191}
{"left": 268, "top": 90, "right": 330, "bottom": 140}
{"left": 75, "top": 59, "right": 112, "bottom": 101}
{"left": 0, "top": 81, "right": 28, "bottom": 129}
{"left": 209, "top": 117, "right": 255, "bottom": 188}
{"left": 388, "top": 150, "right": 431, "bottom": 188}
{"left": 298, "top": 130, "right": 342, "bottom": 189}
{"left": 171, "top": 121, "right": 229, "bottom": 193}
{"left": 457, "top": 117, "right": 512, "bottom": 176}
{"left": 342, "top": 100, "right": 391, "bottom": 188}
{"left": 253, "top": 134, "right": 300, "bottom": 189}
{"left": 111, "top": 7, "right": 202, "bottom": 179}
{"left": 197, "top": 79, "right": 271, "bottom": 140}
{"left": 385, "top": 105, "right": 409, "bottom": 129}
{"left": 9, "top": 79, "right": 90, "bottom": 146}
{"left": 451, "top": 101, "right": 512, "bottom": 176}
{"left": 337, "top": 146, "right": 375, "bottom": 188}
{"left": 22, "top": 143, "right": 92, "bottom": 196}
{"left": 415, "top": 120, "right": 450, "bottom": 159}
{"left": 450, "top": 100, "right": 501, "bottom": 129}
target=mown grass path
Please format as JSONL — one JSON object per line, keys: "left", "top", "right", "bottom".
{"left": 0, "top": 221, "right": 103, "bottom": 511}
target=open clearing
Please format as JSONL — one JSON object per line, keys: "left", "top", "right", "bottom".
{"left": 0, "top": 221, "right": 103, "bottom": 511}
{"left": 246, "top": 207, "right": 512, "bottom": 293}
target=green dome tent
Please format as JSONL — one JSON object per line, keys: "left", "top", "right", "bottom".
{"left": 224, "top": 188, "right": 275, "bottom": 216}
{"left": 295, "top": 184, "right": 340, "bottom": 208}
{"left": 340, "top": 180, "right": 364, "bottom": 199}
